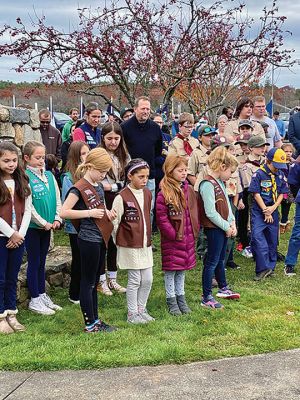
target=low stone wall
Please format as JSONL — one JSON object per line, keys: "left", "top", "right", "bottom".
{"left": 17, "top": 246, "right": 72, "bottom": 308}
{"left": 0, "top": 104, "right": 42, "bottom": 146}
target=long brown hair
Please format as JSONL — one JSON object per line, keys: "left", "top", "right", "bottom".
{"left": 100, "top": 121, "right": 129, "bottom": 181}
{"left": 0, "top": 142, "right": 31, "bottom": 205}
{"left": 160, "top": 155, "right": 187, "bottom": 212}
{"left": 65, "top": 141, "right": 90, "bottom": 182}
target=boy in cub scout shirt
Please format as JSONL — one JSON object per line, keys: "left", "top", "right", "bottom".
{"left": 168, "top": 112, "right": 199, "bottom": 159}
{"left": 187, "top": 125, "right": 216, "bottom": 191}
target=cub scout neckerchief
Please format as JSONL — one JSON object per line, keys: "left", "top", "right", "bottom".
{"left": 260, "top": 165, "right": 277, "bottom": 203}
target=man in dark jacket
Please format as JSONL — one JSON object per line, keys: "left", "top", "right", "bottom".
{"left": 121, "top": 96, "right": 162, "bottom": 220}
{"left": 288, "top": 110, "right": 300, "bottom": 155}
{"left": 39, "top": 109, "right": 62, "bottom": 162}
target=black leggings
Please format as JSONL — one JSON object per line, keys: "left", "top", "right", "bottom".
{"left": 68, "top": 234, "right": 81, "bottom": 301}
{"left": 78, "top": 238, "right": 106, "bottom": 325}
{"left": 99, "top": 236, "right": 117, "bottom": 276}
{"left": 281, "top": 199, "right": 292, "bottom": 224}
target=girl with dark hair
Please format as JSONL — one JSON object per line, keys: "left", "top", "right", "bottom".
{"left": 98, "top": 121, "right": 130, "bottom": 295}
{"left": 0, "top": 142, "right": 32, "bottom": 334}
{"left": 112, "top": 158, "right": 154, "bottom": 324}
{"left": 61, "top": 141, "right": 90, "bottom": 304}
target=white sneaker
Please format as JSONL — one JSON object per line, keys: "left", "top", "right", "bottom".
{"left": 127, "top": 313, "right": 148, "bottom": 324}
{"left": 40, "top": 293, "right": 62, "bottom": 311}
{"left": 28, "top": 297, "right": 55, "bottom": 315}
{"left": 68, "top": 298, "right": 80, "bottom": 305}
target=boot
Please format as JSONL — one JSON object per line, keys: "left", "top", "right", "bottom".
{"left": 6, "top": 315, "right": 26, "bottom": 332}
{"left": 176, "top": 295, "right": 191, "bottom": 314}
{"left": 0, "top": 317, "right": 14, "bottom": 334}
{"left": 285, "top": 221, "right": 291, "bottom": 233}
{"left": 166, "top": 297, "right": 182, "bottom": 316}
{"left": 280, "top": 223, "right": 286, "bottom": 234}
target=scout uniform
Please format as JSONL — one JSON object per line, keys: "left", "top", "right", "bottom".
{"left": 168, "top": 135, "right": 199, "bottom": 159}
{"left": 248, "top": 148, "right": 289, "bottom": 276}
{"left": 224, "top": 118, "right": 265, "bottom": 142}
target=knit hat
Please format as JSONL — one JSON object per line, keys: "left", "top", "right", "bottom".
{"left": 267, "top": 148, "right": 287, "bottom": 169}
{"left": 248, "top": 136, "right": 269, "bottom": 148}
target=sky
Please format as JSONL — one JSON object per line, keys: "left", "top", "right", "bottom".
{"left": 0, "top": 0, "right": 300, "bottom": 88}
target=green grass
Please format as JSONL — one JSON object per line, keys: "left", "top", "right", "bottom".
{"left": 1, "top": 224, "right": 300, "bottom": 371}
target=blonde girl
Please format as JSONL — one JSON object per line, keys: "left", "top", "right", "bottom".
{"left": 156, "top": 155, "right": 199, "bottom": 315}
{"left": 60, "top": 147, "right": 116, "bottom": 333}
{"left": 24, "top": 141, "right": 62, "bottom": 316}
{"left": 199, "top": 147, "right": 240, "bottom": 309}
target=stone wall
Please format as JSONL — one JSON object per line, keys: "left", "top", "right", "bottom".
{"left": 0, "top": 104, "right": 42, "bottom": 147}
{"left": 17, "top": 246, "right": 72, "bottom": 308}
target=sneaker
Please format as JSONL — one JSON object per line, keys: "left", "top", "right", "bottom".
{"left": 84, "top": 323, "right": 99, "bottom": 333}
{"left": 28, "top": 297, "right": 55, "bottom": 315}
{"left": 241, "top": 246, "right": 253, "bottom": 258}
{"left": 97, "top": 280, "right": 113, "bottom": 296}
{"left": 96, "top": 320, "right": 118, "bottom": 333}
{"left": 216, "top": 287, "right": 241, "bottom": 300}
{"left": 108, "top": 279, "right": 127, "bottom": 293}
{"left": 201, "top": 295, "right": 224, "bottom": 309}
{"left": 253, "top": 268, "right": 273, "bottom": 281}
{"left": 226, "top": 262, "right": 241, "bottom": 270}
{"left": 40, "top": 293, "right": 62, "bottom": 311}
{"left": 68, "top": 298, "right": 80, "bottom": 305}
{"left": 127, "top": 313, "right": 148, "bottom": 324}
{"left": 140, "top": 312, "right": 155, "bottom": 322}
{"left": 236, "top": 242, "right": 243, "bottom": 252}
{"left": 284, "top": 265, "right": 296, "bottom": 276}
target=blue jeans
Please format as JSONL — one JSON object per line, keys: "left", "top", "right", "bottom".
{"left": 203, "top": 228, "right": 227, "bottom": 298}
{"left": 0, "top": 238, "right": 25, "bottom": 314}
{"left": 25, "top": 228, "right": 51, "bottom": 298}
{"left": 285, "top": 202, "right": 300, "bottom": 267}
{"left": 146, "top": 178, "right": 155, "bottom": 225}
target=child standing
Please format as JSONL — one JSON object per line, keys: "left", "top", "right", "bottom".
{"left": 280, "top": 143, "right": 295, "bottom": 234}
{"left": 99, "top": 122, "right": 130, "bottom": 295}
{"left": 61, "top": 140, "right": 90, "bottom": 304}
{"left": 0, "top": 142, "right": 32, "bottom": 334}
{"left": 249, "top": 148, "right": 289, "bottom": 280}
{"left": 60, "top": 147, "right": 117, "bottom": 333}
{"left": 156, "top": 155, "right": 199, "bottom": 315}
{"left": 199, "top": 147, "right": 240, "bottom": 309}
{"left": 23, "top": 141, "right": 63, "bottom": 315}
{"left": 112, "top": 159, "right": 154, "bottom": 324}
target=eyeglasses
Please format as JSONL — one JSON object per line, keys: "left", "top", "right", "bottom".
{"left": 40, "top": 120, "right": 50, "bottom": 124}
{"left": 182, "top": 124, "right": 194, "bottom": 129}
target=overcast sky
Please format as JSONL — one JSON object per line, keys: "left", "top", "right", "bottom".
{"left": 1, "top": 0, "right": 300, "bottom": 88}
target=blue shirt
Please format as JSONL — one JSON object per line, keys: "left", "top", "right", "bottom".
{"left": 274, "top": 119, "right": 285, "bottom": 138}
{"left": 248, "top": 164, "right": 289, "bottom": 210}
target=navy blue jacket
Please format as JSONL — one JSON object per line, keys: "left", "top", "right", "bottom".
{"left": 288, "top": 112, "right": 300, "bottom": 155}
{"left": 121, "top": 116, "right": 162, "bottom": 179}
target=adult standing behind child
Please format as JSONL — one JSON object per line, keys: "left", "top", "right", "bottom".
{"left": 60, "top": 147, "right": 117, "bottom": 333}
{"left": 98, "top": 121, "right": 130, "bottom": 295}
{"left": 248, "top": 148, "right": 289, "bottom": 281}
{"left": 156, "top": 155, "right": 199, "bottom": 315}
{"left": 199, "top": 147, "right": 240, "bottom": 309}
{"left": 61, "top": 140, "right": 90, "bottom": 304}
{"left": 112, "top": 159, "right": 154, "bottom": 324}
{"left": 0, "top": 142, "right": 32, "bottom": 334}
{"left": 23, "top": 141, "right": 63, "bottom": 315}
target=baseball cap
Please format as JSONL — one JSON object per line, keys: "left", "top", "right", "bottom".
{"left": 235, "top": 132, "right": 252, "bottom": 145}
{"left": 266, "top": 148, "right": 287, "bottom": 169}
{"left": 260, "top": 121, "right": 269, "bottom": 129}
{"left": 120, "top": 107, "right": 134, "bottom": 119}
{"left": 248, "top": 136, "right": 269, "bottom": 148}
{"left": 198, "top": 125, "right": 216, "bottom": 136}
{"left": 238, "top": 119, "right": 254, "bottom": 129}
{"left": 210, "top": 135, "right": 231, "bottom": 150}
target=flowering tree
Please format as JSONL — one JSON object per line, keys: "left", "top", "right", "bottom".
{"left": 0, "top": 0, "right": 293, "bottom": 114}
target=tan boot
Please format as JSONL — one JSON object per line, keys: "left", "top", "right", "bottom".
{"left": 0, "top": 317, "right": 14, "bottom": 334}
{"left": 280, "top": 223, "right": 286, "bottom": 234}
{"left": 6, "top": 315, "right": 26, "bottom": 332}
{"left": 285, "top": 221, "right": 291, "bottom": 233}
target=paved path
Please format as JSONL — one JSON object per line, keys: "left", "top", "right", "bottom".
{"left": 1, "top": 349, "right": 300, "bottom": 399}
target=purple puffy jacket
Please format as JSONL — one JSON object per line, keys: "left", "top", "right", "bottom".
{"left": 156, "top": 181, "right": 198, "bottom": 271}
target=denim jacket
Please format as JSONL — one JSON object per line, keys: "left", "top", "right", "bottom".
{"left": 61, "top": 172, "right": 77, "bottom": 234}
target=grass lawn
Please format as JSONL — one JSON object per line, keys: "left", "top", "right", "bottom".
{"left": 1, "top": 226, "right": 300, "bottom": 372}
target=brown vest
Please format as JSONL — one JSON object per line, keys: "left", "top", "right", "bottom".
{"left": 71, "top": 178, "right": 113, "bottom": 247}
{"left": 0, "top": 191, "right": 25, "bottom": 234}
{"left": 116, "top": 187, "right": 152, "bottom": 248}
{"left": 168, "top": 185, "right": 200, "bottom": 240}
{"left": 199, "top": 175, "right": 229, "bottom": 228}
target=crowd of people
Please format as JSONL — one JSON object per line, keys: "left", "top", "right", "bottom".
{"left": 1, "top": 94, "right": 300, "bottom": 334}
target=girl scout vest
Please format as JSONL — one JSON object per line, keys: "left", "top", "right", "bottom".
{"left": 199, "top": 175, "right": 229, "bottom": 228}
{"left": 71, "top": 178, "right": 113, "bottom": 247}
{"left": 26, "top": 169, "right": 57, "bottom": 229}
{"left": 77, "top": 122, "right": 100, "bottom": 149}
{"left": 0, "top": 191, "right": 25, "bottom": 234}
{"left": 116, "top": 187, "right": 152, "bottom": 248}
